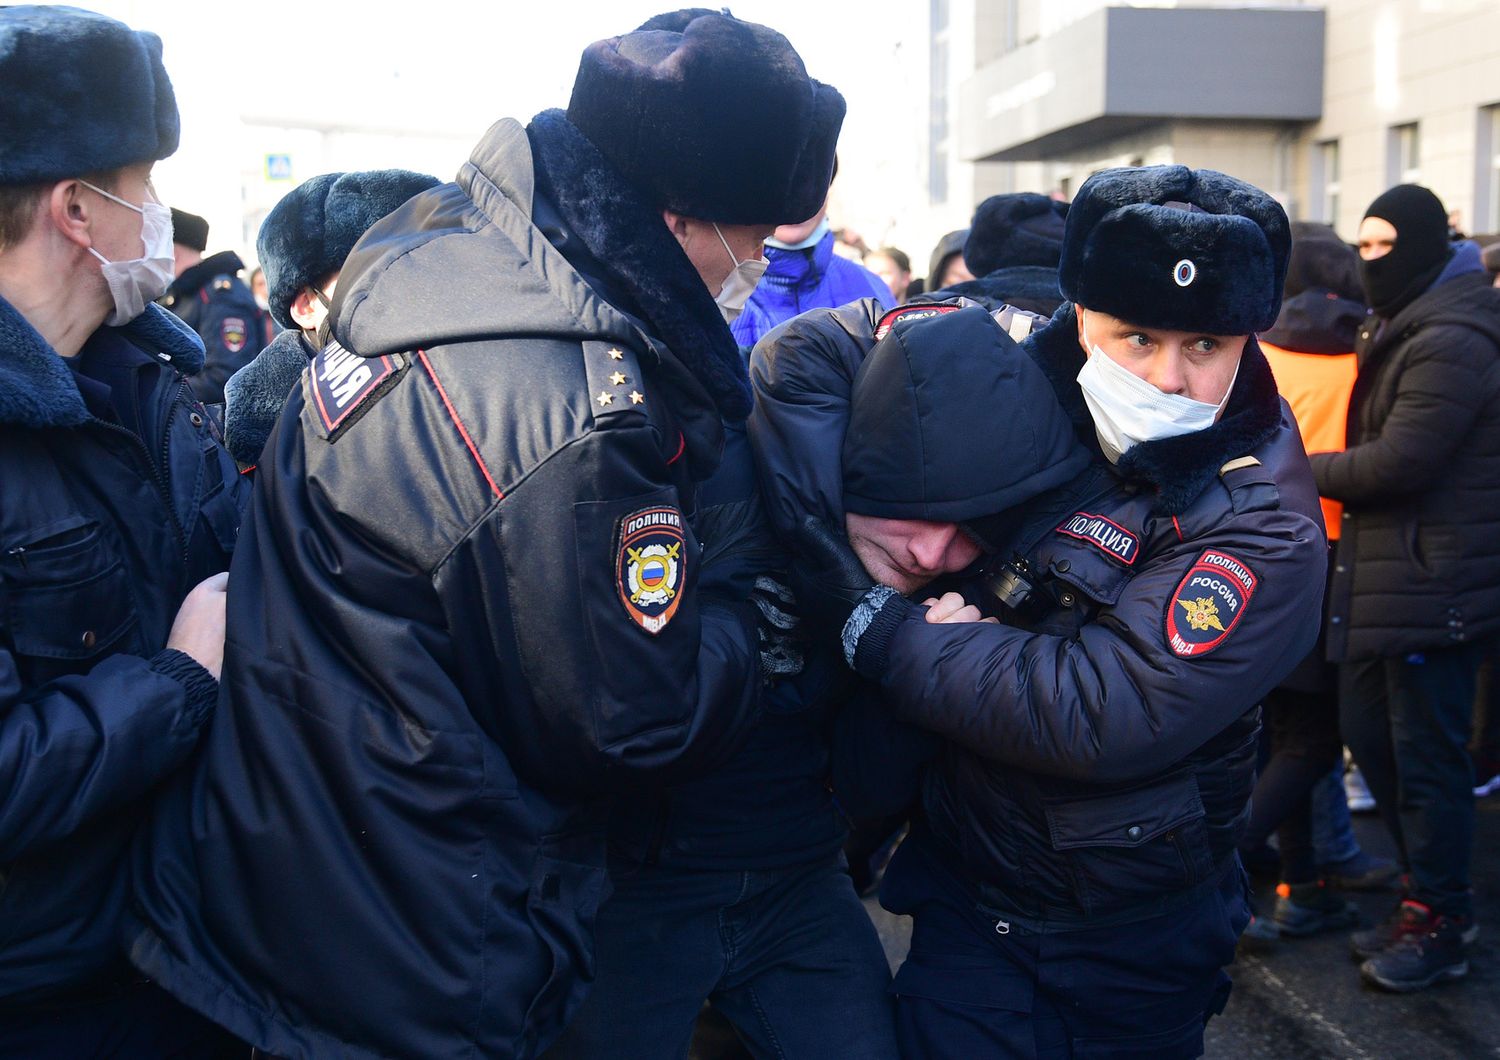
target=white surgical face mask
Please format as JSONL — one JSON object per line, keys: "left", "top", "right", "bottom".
{"left": 712, "top": 222, "right": 768, "bottom": 324}
{"left": 1074, "top": 310, "right": 1238, "bottom": 464}
{"left": 81, "top": 179, "right": 175, "bottom": 326}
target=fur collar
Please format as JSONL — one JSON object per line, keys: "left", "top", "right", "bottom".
{"left": 223, "top": 327, "right": 312, "bottom": 465}
{"left": 0, "top": 298, "right": 204, "bottom": 429}
{"left": 1026, "top": 303, "right": 1284, "bottom": 515}
{"left": 525, "top": 110, "right": 752, "bottom": 422}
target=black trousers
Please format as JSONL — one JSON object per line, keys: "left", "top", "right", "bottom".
{"left": 1340, "top": 641, "right": 1484, "bottom": 918}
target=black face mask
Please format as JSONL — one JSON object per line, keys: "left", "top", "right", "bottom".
{"left": 1358, "top": 185, "right": 1452, "bottom": 318}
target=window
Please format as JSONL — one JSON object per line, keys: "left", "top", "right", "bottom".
{"left": 1312, "top": 140, "right": 1340, "bottom": 225}
{"left": 1479, "top": 104, "right": 1500, "bottom": 234}
{"left": 1387, "top": 123, "right": 1420, "bottom": 186}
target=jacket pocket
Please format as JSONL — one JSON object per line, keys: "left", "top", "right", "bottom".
{"left": 1044, "top": 771, "right": 1214, "bottom": 918}
{"left": 520, "top": 836, "right": 609, "bottom": 1050}
{"left": 3, "top": 521, "right": 139, "bottom": 666}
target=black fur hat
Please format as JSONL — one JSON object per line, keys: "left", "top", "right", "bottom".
{"left": 1059, "top": 165, "right": 1290, "bottom": 334}
{"left": 0, "top": 6, "right": 179, "bottom": 184}
{"left": 170, "top": 208, "right": 209, "bottom": 252}
{"left": 257, "top": 169, "right": 440, "bottom": 329}
{"left": 566, "top": 12, "right": 844, "bottom": 225}
{"left": 964, "top": 193, "right": 1068, "bottom": 277}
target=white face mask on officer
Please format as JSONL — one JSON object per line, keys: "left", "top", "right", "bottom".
{"left": 712, "top": 222, "right": 768, "bottom": 324}
{"left": 1074, "top": 309, "right": 1238, "bottom": 464}
{"left": 80, "top": 179, "right": 175, "bottom": 326}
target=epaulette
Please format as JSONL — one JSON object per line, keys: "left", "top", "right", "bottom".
{"left": 1218, "top": 455, "right": 1280, "bottom": 514}
{"left": 581, "top": 339, "right": 650, "bottom": 422}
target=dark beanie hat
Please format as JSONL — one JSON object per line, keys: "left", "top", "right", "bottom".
{"left": 843, "top": 306, "right": 1089, "bottom": 522}
{"left": 566, "top": 12, "right": 845, "bottom": 225}
{"left": 1359, "top": 184, "right": 1451, "bottom": 318}
{"left": 1284, "top": 227, "right": 1362, "bottom": 303}
{"left": 170, "top": 208, "right": 209, "bottom": 252}
{"left": 0, "top": 6, "right": 179, "bottom": 185}
{"left": 1059, "top": 165, "right": 1290, "bottom": 334}
{"left": 257, "top": 169, "right": 441, "bottom": 329}
{"left": 964, "top": 193, "right": 1068, "bottom": 277}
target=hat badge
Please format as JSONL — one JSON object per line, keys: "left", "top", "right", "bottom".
{"left": 1173, "top": 259, "right": 1197, "bottom": 287}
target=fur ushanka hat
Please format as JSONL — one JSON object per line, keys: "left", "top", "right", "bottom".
{"left": 0, "top": 5, "right": 179, "bottom": 184}
{"left": 257, "top": 170, "right": 440, "bottom": 329}
{"left": 566, "top": 11, "right": 845, "bottom": 226}
{"left": 964, "top": 193, "right": 1068, "bottom": 277}
{"left": 1059, "top": 165, "right": 1291, "bottom": 334}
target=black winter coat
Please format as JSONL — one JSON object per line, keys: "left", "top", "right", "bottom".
{"left": 127, "top": 116, "right": 766, "bottom": 1060}
{"left": 0, "top": 300, "right": 242, "bottom": 1001}
{"left": 752, "top": 299, "right": 1327, "bottom": 929}
{"left": 1311, "top": 267, "right": 1500, "bottom": 660}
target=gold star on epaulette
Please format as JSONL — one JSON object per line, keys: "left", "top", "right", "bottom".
{"left": 630, "top": 391, "right": 645, "bottom": 405}
{"left": 597, "top": 391, "right": 614, "bottom": 407}
{"left": 609, "top": 371, "right": 628, "bottom": 386}
{"left": 607, "top": 348, "right": 624, "bottom": 361}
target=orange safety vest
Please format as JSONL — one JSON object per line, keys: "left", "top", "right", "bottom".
{"left": 1259, "top": 340, "right": 1356, "bottom": 539}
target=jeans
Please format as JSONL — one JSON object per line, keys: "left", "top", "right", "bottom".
{"left": 1311, "top": 765, "right": 1361, "bottom": 865}
{"left": 543, "top": 855, "right": 898, "bottom": 1060}
{"left": 1340, "top": 642, "right": 1483, "bottom": 918}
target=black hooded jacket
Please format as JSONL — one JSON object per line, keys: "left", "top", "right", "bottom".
{"left": 126, "top": 116, "right": 769, "bottom": 1060}
{"left": 751, "top": 298, "right": 1326, "bottom": 929}
{"left": 1311, "top": 257, "right": 1500, "bottom": 660}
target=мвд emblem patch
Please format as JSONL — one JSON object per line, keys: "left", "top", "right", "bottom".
{"left": 1164, "top": 549, "right": 1257, "bottom": 658}
{"left": 221, "top": 317, "right": 248, "bottom": 354}
{"left": 617, "top": 506, "right": 687, "bottom": 635}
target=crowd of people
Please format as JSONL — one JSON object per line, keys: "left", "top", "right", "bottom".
{"left": 2, "top": 5, "right": 1498, "bottom": 1060}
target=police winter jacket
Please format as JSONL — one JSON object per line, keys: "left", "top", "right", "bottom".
{"left": 164, "top": 250, "right": 272, "bottom": 406}
{"left": 0, "top": 300, "right": 240, "bottom": 1001}
{"left": 126, "top": 114, "right": 766, "bottom": 1060}
{"left": 751, "top": 299, "right": 1326, "bottom": 929}
{"left": 1311, "top": 249, "right": 1500, "bottom": 661}
{"left": 730, "top": 228, "right": 892, "bottom": 348}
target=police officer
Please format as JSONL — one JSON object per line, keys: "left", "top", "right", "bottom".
{"left": 163, "top": 207, "right": 271, "bottom": 405}
{"left": 221, "top": 168, "right": 439, "bottom": 468}
{"left": 755, "top": 167, "right": 1328, "bottom": 1058}
{"left": 0, "top": 7, "right": 247, "bottom": 1054}
{"left": 127, "top": 12, "right": 844, "bottom": 1059}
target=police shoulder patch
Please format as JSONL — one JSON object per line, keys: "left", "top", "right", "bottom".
{"left": 1056, "top": 511, "right": 1139, "bottom": 566}
{"left": 221, "top": 316, "right": 248, "bottom": 353}
{"left": 1165, "top": 549, "right": 1257, "bottom": 658}
{"left": 873, "top": 302, "right": 963, "bottom": 339}
{"left": 617, "top": 505, "right": 687, "bottom": 635}
{"left": 309, "top": 341, "right": 407, "bottom": 441}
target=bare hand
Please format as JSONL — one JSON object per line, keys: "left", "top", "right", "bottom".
{"left": 166, "top": 572, "right": 229, "bottom": 680}
{"left": 921, "top": 591, "right": 997, "bottom": 625}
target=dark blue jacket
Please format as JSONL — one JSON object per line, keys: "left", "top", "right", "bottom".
{"left": 730, "top": 229, "right": 892, "bottom": 348}
{"left": 164, "top": 250, "right": 273, "bottom": 406}
{"left": 0, "top": 300, "right": 243, "bottom": 1002}
{"left": 126, "top": 115, "right": 768, "bottom": 1060}
{"left": 751, "top": 298, "right": 1327, "bottom": 930}
{"left": 606, "top": 421, "right": 848, "bottom": 872}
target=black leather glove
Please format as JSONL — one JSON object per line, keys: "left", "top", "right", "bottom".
{"left": 791, "top": 517, "right": 914, "bottom": 677}
{"left": 790, "top": 516, "right": 878, "bottom": 637}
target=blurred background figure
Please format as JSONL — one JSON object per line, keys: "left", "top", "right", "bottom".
{"left": 163, "top": 206, "right": 271, "bottom": 404}
{"left": 920, "top": 227, "right": 972, "bottom": 296}
{"left": 730, "top": 161, "right": 893, "bottom": 348}
{"left": 863, "top": 246, "right": 912, "bottom": 304}
{"left": 940, "top": 192, "right": 1067, "bottom": 316}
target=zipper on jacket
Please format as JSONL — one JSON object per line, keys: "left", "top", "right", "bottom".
{"left": 87, "top": 380, "right": 191, "bottom": 573}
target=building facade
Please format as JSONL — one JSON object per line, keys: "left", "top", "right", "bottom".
{"left": 935, "top": 0, "right": 1500, "bottom": 256}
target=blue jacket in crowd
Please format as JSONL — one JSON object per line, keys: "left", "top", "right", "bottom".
{"left": 730, "top": 228, "right": 892, "bottom": 348}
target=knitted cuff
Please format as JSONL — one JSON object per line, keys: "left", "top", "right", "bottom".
{"left": 841, "top": 586, "right": 914, "bottom": 679}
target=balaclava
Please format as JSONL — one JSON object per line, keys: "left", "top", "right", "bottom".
{"left": 1360, "top": 184, "right": 1451, "bottom": 318}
